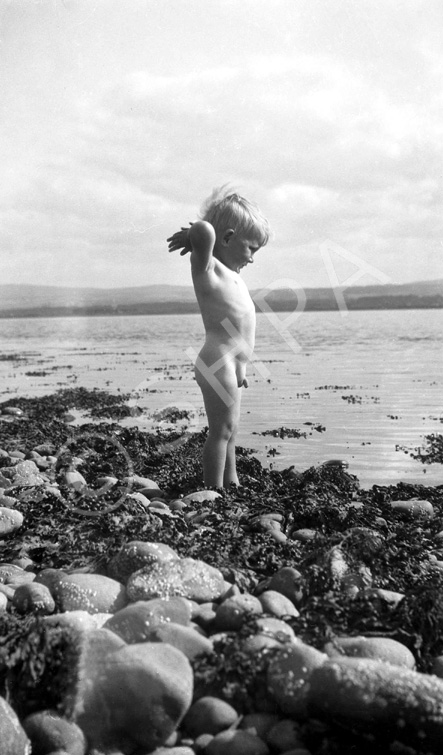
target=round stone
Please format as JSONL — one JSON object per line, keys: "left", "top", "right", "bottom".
{"left": 104, "top": 597, "right": 192, "bottom": 643}
{"left": 323, "top": 636, "right": 415, "bottom": 669}
{"left": 214, "top": 593, "right": 263, "bottom": 631}
{"left": 258, "top": 590, "right": 300, "bottom": 619}
{"left": 126, "top": 557, "right": 225, "bottom": 603}
{"left": 0, "top": 507, "right": 24, "bottom": 535}
{"left": 183, "top": 697, "right": 239, "bottom": 737}
{"left": 107, "top": 541, "right": 179, "bottom": 583}
{"left": 13, "top": 582, "right": 56, "bottom": 615}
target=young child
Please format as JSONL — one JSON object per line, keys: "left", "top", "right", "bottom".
{"left": 167, "top": 187, "right": 270, "bottom": 488}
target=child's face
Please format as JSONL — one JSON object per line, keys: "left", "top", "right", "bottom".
{"left": 223, "top": 230, "right": 262, "bottom": 273}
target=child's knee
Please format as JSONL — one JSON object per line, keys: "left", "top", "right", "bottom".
{"left": 210, "top": 418, "right": 237, "bottom": 440}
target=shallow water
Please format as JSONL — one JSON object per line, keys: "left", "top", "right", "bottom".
{"left": 0, "top": 309, "right": 442, "bottom": 488}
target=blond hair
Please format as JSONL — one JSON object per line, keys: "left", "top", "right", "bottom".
{"left": 200, "top": 186, "right": 270, "bottom": 246}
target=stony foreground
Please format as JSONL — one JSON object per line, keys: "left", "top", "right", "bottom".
{"left": 1, "top": 388, "right": 443, "bottom": 755}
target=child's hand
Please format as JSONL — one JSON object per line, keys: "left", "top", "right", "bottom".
{"left": 167, "top": 224, "right": 193, "bottom": 256}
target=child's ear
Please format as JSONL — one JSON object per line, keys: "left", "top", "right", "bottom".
{"left": 222, "top": 229, "right": 235, "bottom": 246}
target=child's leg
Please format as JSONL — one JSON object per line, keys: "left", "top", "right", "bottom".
{"left": 223, "top": 428, "right": 239, "bottom": 487}
{"left": 196, "top": 360, "right": 241, "bottom": 487}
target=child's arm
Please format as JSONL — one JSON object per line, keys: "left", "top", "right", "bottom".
{"left": 167, "top": 221, "right": 216, "bottom": 272}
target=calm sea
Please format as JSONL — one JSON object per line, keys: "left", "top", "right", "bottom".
{"left": 0, "top": 309, "right": 442, "bottom": 488}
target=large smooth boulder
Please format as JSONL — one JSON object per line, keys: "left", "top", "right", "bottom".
{"left": 307, "top": 657, "right": 443, "bottom": 751}
{"left": 74, "top": 639, "right": 193, "bottom": 752}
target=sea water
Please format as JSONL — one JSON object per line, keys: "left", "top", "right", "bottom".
{"left": 0, "top": 309, "right": 442, "bottom": 487}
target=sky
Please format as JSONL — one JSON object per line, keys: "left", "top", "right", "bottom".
{"left": 1, "top": 0, "right": 442, "bottom": 292}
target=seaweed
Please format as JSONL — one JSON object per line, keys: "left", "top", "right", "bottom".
{"left": 0, "top": 613, "right": 82, "bottom": 719}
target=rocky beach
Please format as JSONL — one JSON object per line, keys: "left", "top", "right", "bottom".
{"left": 0, "top": 386, "right": 443, "bottom": 754}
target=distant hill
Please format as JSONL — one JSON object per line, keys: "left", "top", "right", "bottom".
{"left": 0, "top": 279, "right": 442, "bottom": 318}
{"left": 0, "top": 284, "right": 196, "bottom": 312}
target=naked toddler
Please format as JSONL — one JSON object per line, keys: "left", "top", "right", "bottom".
{"left": 167, "top": 187, "right": 270, "bottom": 488}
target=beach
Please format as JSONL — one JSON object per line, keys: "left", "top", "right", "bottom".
{"left": 1, "top": 310, "right": 443, "bottom": 752}
{"left": 1, "top": 383, "right": 443, "bottom": 753}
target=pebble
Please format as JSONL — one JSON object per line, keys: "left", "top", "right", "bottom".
{"left": 9, "top": 450, "right": 26, "bottom": 460}
{"left": 33, "top": 443, "right": 56, "bottom": 455}
{"left": 255, "top": 616, "right": 297, "bottom": 643}
{"left": 107, "top": 540, "right": 179, "bottom": 583}
{"left": 127, "top": 491, "right": 150, "bottom": 508}
{"left": 214, "top": 593, "right": 263, "bottom": 631}
{"left": 0, "top": 507, "right": 24, "bottom": 535}
{"left": 51, "top": 573, "right": 128, "bottom": 614}
{"left": 267, "top": 567, "right": 304, "bottom": 606}
{"left": 389, "top": 498, "right": 434, "bottom": 517}
{"left": 64, "top": 470, "right": 88, "bottom": 492}
{"left": 362, "top": 587, "right": 405, "bottom": 607}
{"left": 0, "top": 494, "right": 19, "bottom": 507}
{"left": 22, "top": 710, "right": 87, "bottom": 755}
{"left": 151, "top": 748, "right": 195, "bottom": 755}
{"left": 182, "top": 490, "right": 222, "bottom": 504}
{"left": 104, "top": 597, "right": 192, "bottom": 643}
{"left": 192, "top": 601, "right": 218, "bottom": 631}
{"left": 291, "top": 528, "right": 319, "bottom": 542}
{"left": 242, "top": 634, "right": 287, "bottom": 653}
{"left": 257, "top": 590, "right": 300, "bottom": 619}
{"left": 9, "top": 460, "right": 48, "bottom": 487}
{"left": 13, "top": 582, "right": 56, "bottom": 615}
{"left": 127, "top": 557, "right": 225, "bottom": 603}
{"left": 194, "top": 734, "right": 215, "bottom": 753}
{"left": 323, "top": 635, "right": 416, "bottom": 669}
{"left": 183, "top": 696, "right": 239, "bottom": 737}
{"left": 0, "top": 583, "right": 16, "bottom": 601}
{"left": 74, "top": 638, "right": 193, "bottom": 753}
{"left": 124, "top": 474, "right": 164, "bottom": 495}
{"left": 0, "top": 563, "right": 29, "bottom": 584}
{"left": 1, "top": 406, "right": 24, "bottom": 416}
{"left": 0, "top": 695, "right": 31, "bottom": 755}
